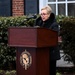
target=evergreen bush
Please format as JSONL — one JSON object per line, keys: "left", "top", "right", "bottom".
{"left": 0, "top": 15, "right": 75, "bottom": 70}
{"left": 60, "top": 16, "right": 75, "bottom": 65}
{"left": 0, "top": 16, "right": 35, "bottom": 70}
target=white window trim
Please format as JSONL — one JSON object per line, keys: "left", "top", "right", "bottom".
{"left": 39, "top": 0, "right": 47, "bottom": 13}
{"left": 39, "top": 0, "right": 75, "bottom": 16}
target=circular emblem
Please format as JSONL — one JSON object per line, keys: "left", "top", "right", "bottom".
{"left": 20, "top": 50, "right": 32, "bottom": 70}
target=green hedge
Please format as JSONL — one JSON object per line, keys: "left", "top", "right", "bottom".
{"left": 0, "top": 70, "right": 16, "bottom": 75}
{"left": 0, "top": 16, "right": 35, "bottom": 70}
{"left": 0, "top": 15, "right": 75, "bottom": 70}
{"left": 60, "top": 17, "right": 75, "bottom": 65}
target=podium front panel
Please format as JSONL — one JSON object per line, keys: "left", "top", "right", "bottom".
{"left": 16, "top": 47, "right": 49, "bottom": 75}
{"left": 8, "top": 27, "right": 58, "bottom": 47}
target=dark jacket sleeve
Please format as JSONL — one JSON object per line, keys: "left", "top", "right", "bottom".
{"left": 49, "top": 22, "right": 60, "bottom": 60}
{"left": 49, "top": 22, "right": 60, "bottom": 36}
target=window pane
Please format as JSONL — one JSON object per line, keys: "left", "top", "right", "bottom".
{"left": 25, "top": 0, "right": 39, "bottom": 15}
{"left": 58, "top": 0, "right": 66, "bottom": 1}
{"left": 48, "top": 0, "right": 56, "bottom": 2}
{"left": 58, "top": 4, "right": 65, "bottom": 15}
{"left": 48, "top": 4, "right": 56, "bottom": 14}
{"left": 0, "top": 0, "right": 11, "bottom": 16}
{"left": 68, "top": 3, "right": 75, "bottom": 16}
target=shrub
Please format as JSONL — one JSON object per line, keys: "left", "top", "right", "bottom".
{"left": 60, "top": 17, "right": 75, "bottom": 65}
{"left": 0, "top": 15, "right": 75, "bottom": 70}
{"left": 0, "top": 70, "right": 16, "bottom": 75}
{"left": 0, "top": 16, "right": 35, "bottom": 70}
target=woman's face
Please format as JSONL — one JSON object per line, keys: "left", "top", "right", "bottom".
{"left": 40, "top": 9, "right": 50, "bottom": 21}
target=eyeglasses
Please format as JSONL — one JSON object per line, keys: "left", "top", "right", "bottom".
{"left": 40, "top": 13, "right": 48, "bottom": 16}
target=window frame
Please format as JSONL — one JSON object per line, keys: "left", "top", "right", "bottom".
{"left": 39, "top": 0, "right": 75, "bottom": 16}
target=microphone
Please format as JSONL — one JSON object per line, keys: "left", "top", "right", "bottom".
{"left": 26, "top": 14, "right": 37, "bottom": 20}
{"left": 19, "top": 14, "right": 37, "bottom": 27}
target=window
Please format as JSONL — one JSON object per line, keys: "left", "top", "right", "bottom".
{"left": 48, "top": 0, "right": 56, "bottom": 2}
{"left": 58, "top": 4, "right": 65, "bottom": 15}
{"left": 0, "top": 0, "right": 12, "bottom": 16}
{"left": 68, "top": 3, "right": 75, "bottom": 16}
{"left": 47, "top": 0, "right": 75, "bottom": 16}
{"left": 48, "top": 4, "right": 56, "bottom": 14}
{"left": 24, "top": 0, "right": 39, "bottom": 15}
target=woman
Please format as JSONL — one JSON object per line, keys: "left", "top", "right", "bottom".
{"left": 34, "top": 5, "right": 60, "bottom": 75}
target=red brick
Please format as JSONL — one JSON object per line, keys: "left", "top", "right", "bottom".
{"left": 12, "top": 0, "right": 24, "bottom": 16}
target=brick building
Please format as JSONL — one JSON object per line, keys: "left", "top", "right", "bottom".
{"left": 0, "top": 0, "right": 38, "bottom": 16}
{"left": 0, "top": 0, "right": 75, "bottom": 16}
{"left": 12, "top": 0, "right": 24, "bottom": 16}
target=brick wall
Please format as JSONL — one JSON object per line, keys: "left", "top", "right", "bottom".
{"left": 12, "top": 0, "right": 24, "bottom": 16}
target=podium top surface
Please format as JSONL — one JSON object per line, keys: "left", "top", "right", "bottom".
{"left": 8, "top": 27, "right": 58, "bottom": 47}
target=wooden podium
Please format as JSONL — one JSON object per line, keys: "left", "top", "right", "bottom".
{"left": 8, "top": 27, "right": 58, "bottom": 75}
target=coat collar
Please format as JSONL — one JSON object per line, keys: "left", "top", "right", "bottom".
{"left": 37, "top": 13, "right": 56, "bottom": 23}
